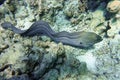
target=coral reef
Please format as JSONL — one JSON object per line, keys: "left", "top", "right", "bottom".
{"left": 0, "top": 28, "right": 65, "bottom": 79}
{"left": 0, "top": 0, "right": 120, "bottom": 80}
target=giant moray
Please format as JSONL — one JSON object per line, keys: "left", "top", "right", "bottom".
{"left": 1, "top": 20, "right": 102, "bottom": 48}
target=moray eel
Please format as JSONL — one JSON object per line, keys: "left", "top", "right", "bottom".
{"left": 1, "top": 20, "right": 102, "bottom": 48}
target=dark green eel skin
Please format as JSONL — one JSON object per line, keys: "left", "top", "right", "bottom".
{"left": 1, "top": 20, "right": 102, "bottom": 48}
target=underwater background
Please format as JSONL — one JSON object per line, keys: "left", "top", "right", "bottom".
{"left": 0, "top": 0, "right": 120, "bottom": 80}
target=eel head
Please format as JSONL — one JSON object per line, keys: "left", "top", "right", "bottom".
{"left": 75, "top": 32, "right": 102, "bottom": 48}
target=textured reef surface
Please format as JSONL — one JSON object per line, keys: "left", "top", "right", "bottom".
{"left": 0, "top": 0, "right": 120, "bottom": 80}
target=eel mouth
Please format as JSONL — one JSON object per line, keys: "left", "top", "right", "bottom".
{"left": 97, "top": 35, "right": 103, "bottom": 42}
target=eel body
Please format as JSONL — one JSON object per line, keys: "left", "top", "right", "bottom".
{"left": 1, "top": 20, "right": 102, "bottom": 48}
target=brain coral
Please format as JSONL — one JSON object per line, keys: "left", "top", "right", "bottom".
{"left": 107, "top": 0, "right": 120, "bottom": 13}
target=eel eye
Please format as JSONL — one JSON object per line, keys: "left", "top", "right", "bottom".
{"left": 80, "top": 42, "right": 82, "bottom": 44}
